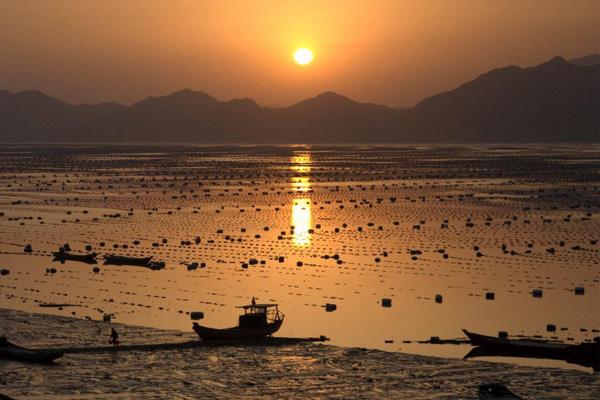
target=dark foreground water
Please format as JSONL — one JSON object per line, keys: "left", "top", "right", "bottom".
{"left": 1, "top": 309, "right": 600, "bottom": 399}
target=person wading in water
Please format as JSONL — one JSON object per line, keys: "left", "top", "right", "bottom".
{"left": 110, "top": 328, "right": 119, "bottom": 348}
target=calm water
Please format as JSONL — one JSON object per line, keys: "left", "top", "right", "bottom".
{"left": 1, "top": 144, "right": 599, "bottom": 371}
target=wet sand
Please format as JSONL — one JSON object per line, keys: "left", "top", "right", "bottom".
{"left": 1, "top": 308, "right": 599, "bottom": 399}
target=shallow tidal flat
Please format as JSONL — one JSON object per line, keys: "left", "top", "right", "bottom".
{"left": 2, "top": 309, "right": 600, "bottom": 399}
{"left": 1, "top": 144, "right": 600, "bottom": 375}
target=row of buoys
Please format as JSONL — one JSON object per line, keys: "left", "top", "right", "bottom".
{"left": 4, "top": 148, "right": 599, "bottom": 353}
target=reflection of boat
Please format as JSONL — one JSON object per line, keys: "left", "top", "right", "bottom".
{"left": 0, "top": 337, "right": 63, "bottom": 363}
{"left": 52, "top": 252, "right": 97, "bottom": 264}
{"left": 193, "top": 303, "right": 284, "bottom": 340}
{"left": 104, "top": 255, "right": 152, "bottom": 266}
{"left": 478, "top": 383, "right": 523, "bottom": 399}
{"left": 463, "top": 329, "right": 600, "bottom": 371}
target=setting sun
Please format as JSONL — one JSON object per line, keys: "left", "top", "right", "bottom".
{"left": 293, "top": 48, "right": 313, "bottom": 65}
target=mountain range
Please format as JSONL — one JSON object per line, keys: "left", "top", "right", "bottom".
{"left": 1, "top": 55, "right": 598, "bottom": 143}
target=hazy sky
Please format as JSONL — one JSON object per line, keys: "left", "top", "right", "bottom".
{"left": 1, "top": 0, "right": 598, "bottom": 107}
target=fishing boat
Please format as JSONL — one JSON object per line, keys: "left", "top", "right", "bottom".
{"left": 104, "top": 254, "right": 153, "bottom": 266}
{"left": 463, "top": 329, "right": 600, "bottom": 371}
{"left": 193, "top": 303, "right": 284, "bottom": 340}
{"left": 478, "top": 383, "right": 523, "bottom": 399}
{"left": 464, "top": 329, "right": 570, "bottom": 354}
{"left": 52, "top": 251, "right": 97, "bottom": 264}
{"left": 0, "top": 337, "right": 63, "bottom": 363}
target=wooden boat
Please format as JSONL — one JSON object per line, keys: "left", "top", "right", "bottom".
{"left": 104, "top": 254, "right": 152, "bottom": 266}
{"left": 0, "top": 337, "right": 63, "bottom": 363}
{"left": 464, "top": 329, "right": 569, "bottom": 354}
{"left": 478, "top": 383, "right": 523, "bottom": 399}
{"left": 52, "top": 251, "right": 97, "bottom": 264}
{"left": 193, "top": 303, "right": 284, "bottom": 340}
{"left": 464, "top": 329, "right": 600, "bottom": 371}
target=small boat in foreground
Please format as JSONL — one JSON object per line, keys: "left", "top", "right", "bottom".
{"left": 193, "top": 303, "right": 284, "bottom": 340}
{"left": 104, "top": 255, "right": 153, "bottom": 266}
{"left": 0, "top": 337, "right": 63, "bottom": 363}
{"left": 478, "top": 383, "right": 523, "bottom": 399}
{"left": 52, "top": 252, "right": 97, "bottom": 264}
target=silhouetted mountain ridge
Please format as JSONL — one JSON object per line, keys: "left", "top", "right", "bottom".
{"left": 403, "top": 56, "right": 598, "bottom": 142}
{"left": 569, "top": 54, "right": 600, "bottom": 67}
{"left": 1, "top": 55, "right": 598, "bottom": 143}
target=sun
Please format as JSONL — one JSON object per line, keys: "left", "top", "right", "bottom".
{"left": 294, "top": 48, "right": 313, "bottom": 65}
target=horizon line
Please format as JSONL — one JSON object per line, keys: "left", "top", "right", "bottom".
{"left": 2, "top": 53, "right": 594, "bottom": 110}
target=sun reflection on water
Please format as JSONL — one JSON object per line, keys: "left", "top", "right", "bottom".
{"left": 292, "top": 198, "right": 311, "bottom": 247}
{"left": 291, "top": 176, "right": 311, "bottom": 192}
{"left": 291, "top": 152, "right": 312, "bottom": 247}
{"left": 290, "top": 153, "right": 312, "bottom": 174}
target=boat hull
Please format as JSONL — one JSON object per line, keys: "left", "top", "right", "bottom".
{"left": 463, "top": 329, "right": 600, "bottom": 371}
{"left": 193, "top": 319, "right": 283, "bottom": 340}
{"left": 0, "top": 341, "right": 63, "bottom": 363}
{"left": 463, "top": 329, "right": 569, "bottom": 353}
{"left": 52, "top": 252, "right": 97, "bottom": 264}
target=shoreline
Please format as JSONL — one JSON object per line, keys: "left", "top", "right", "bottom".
{"left": 1, "top": 303, "right": 594, "bottom": 373}
{"left": 1, "top": 308, "right": 599, "bottom": 399}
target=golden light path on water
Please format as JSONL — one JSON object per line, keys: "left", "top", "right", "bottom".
{"left": 290, "top": 176, "right": 311, "bottom": 192}
{"left": 292, "top": 198, "right": 311, "bottom": 247}
{"left": 290, "top": 152, "right": 312, "bottom": 247}
{"left": 290, "top": 153, "right": 311, "bottom": 174}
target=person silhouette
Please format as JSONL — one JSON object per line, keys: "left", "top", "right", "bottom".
{"left": 110, "top": 328, "right": 119, "bottom": 348}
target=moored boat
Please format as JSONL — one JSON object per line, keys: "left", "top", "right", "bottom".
{"left": 0, "top": 337, "right": 63, "bottom": 363}
{"left": 193, "top": 302, "right": 284, "bottom": 340}
{"left": 464, "top": 329, "right": 600, "bottom": 371}
{"left": 463, "top": 329, "right": 570, "bottom": 353}
{"left": 52, "top": 251, "right": 97, "bottom": 264}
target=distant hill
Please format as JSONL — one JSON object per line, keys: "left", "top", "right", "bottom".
{"left": 569, "top": 54, "right": 600, "bottom": 67}
{"left": 401, "top": 56, "right": 599, "bottom": 142}
{"left": 1, "top": 55, "right": 598, "bottom": 143}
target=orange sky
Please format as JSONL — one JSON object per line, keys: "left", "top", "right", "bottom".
{"left": 1, "top": 0, "right": 598, "bottom": 107}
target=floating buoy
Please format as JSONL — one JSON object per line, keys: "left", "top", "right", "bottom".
{"left": 190, "top": 311, "right": 204, "bottom": 320}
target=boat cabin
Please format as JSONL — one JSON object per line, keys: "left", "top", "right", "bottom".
{"left": 237, "top": 304, "right": 282, "bottom": 328}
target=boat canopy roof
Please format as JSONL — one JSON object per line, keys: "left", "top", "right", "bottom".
{"left": 237, "top": 303, "right": 278, "bottom": 309}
